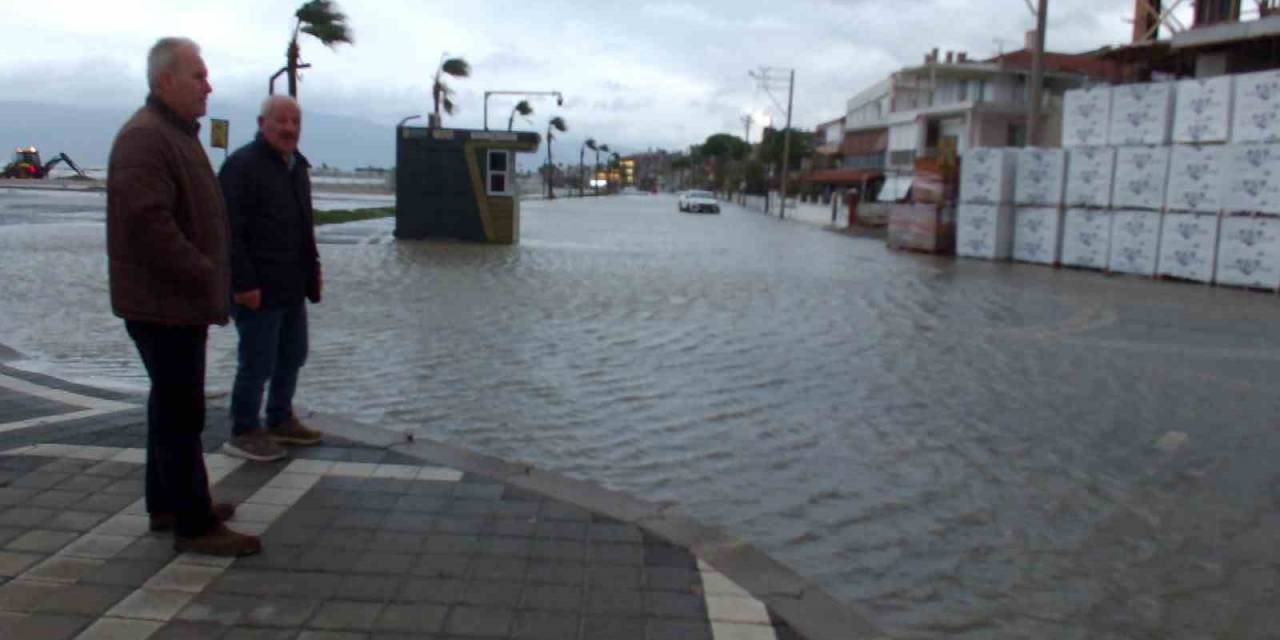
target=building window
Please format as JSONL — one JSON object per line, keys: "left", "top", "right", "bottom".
{"left": 487, "top": 150, "right": 511, "bottom": 195}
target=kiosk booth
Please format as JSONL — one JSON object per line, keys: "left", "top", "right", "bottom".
{"left": 394, "top": 127, "right": 540, "bottom": 244}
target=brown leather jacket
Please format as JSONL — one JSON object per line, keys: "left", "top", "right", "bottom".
{"left": 106, "top": 96, "right": 230, "bottom": 326}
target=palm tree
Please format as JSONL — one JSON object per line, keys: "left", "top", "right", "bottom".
{"left": 580, "top": 138, "right": 596, "bottom": 198}
{"left": 595, "top": 144, "right": 610, "bottom": 196}
{"left": 507, "top": 101, "right": 534, "bottom": 131}
{"left": 286, "top": 1, "right": 353, "bottom": 98}
{"left": 430, "top": 56, "right": 471, "bottom": 128}
{"left": 545, "top": 116, "right": 567, "bottom": 198}
{"left": 609, "top": 151, "right": 622, "bottom": 190}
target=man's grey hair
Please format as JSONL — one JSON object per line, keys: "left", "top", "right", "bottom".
{"left": 147, "top": 37, "right": 199, "bottom": 90}
{"left": 259, "top": 94, "right": 300, "bottom": 119}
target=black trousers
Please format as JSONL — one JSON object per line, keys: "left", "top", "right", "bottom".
{"left": 125, "top": 320, "right": 217, "bottom": 537}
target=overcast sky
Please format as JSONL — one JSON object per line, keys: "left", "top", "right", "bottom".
{"left": 3, "top": 0, "right": 1192, "bottom": 157}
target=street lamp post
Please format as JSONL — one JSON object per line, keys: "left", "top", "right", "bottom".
{"left": 580, "top": 138, "right": 596, "bottom": 198}
{"left": 484, "top": 91, "right": 564, "bottom": 130}
{"left": 397, "top": 115, "right": 421, "bottom": 128}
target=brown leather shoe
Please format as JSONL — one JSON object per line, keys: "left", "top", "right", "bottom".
{"left": 173, "top": 524, "right": 262, "bottom": 557}
{"left": 150, "top": 502, "right": 236, "bottom": 532}
{"left": 268, "top": 415, "right": 323, "bottom": 446}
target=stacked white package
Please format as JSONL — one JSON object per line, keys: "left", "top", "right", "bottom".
{"left": 1065, "top": 147, "right": 1116, "bottom": 208}
{"left": 1062, "top": 86, "right": 1112, "bottom": 147}
{"left": 1112, "top": 146, "right": 1171, "bottom": 210}
{"left": 1231, "top": 69, "right": 1280, "bottom": 144}
{"left": 1216, "top": 216, "right": 1280, "bottom": 289}
{"left": 1061, "top": 209, "right": 1112, "bottom": 269}
{"left": 1012, "top": 207, "right": 1063, "bottom": 265}
{"left": 1109, "top": 82, "right": 1175, "bottom": 146}
{"left": 957, "top": 204, "right": 1014, "bottom": 259}
{"left": 1173, "top": 76, "right": 1234, "bottom": 144}
{"left": 1108, "top": 210, "right": 1163, "bottom": 276}
{"left": 1157, "top": 212, "right": 1219, "bottom": 282}
{"left": 1165, "top": 145, "right": 1227, "bottom": 212}
{"left": 1014, "top": 148, "right": 1067, "bottom": 206}
{"left": 959, "top": 148, "right": 1017, "bottom": 205}
{"left": 1223, "top": 144, "right": 1280, "bottom": 214}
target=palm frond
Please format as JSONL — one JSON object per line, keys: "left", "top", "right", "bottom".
{"left": 514, "top": 100, "right": 534, "bottom": 117}
{"left": 296, "top": 1, "right": 352, "bottom": 46}
{"left": 301, "top": 22, "right": 353, "bottom": 47}
{"left": 599, "top": 144, "right": 610, "bottom": 153}
{"left": 441, "top": 58, "right": 470, "bottom": 78}
{"left": 443, "top": 97, "right": 457, "bottom": 115}
{"left": 585, "top": 138, "right": 597, "bottom": 150}
{"left": 549, "top": 116, "right": 567, "bottom": 132}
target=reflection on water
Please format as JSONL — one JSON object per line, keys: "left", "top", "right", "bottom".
{"left": 2, "top": 190, "right": 1280, "bottom": 637}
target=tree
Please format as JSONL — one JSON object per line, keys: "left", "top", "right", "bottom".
{"left": 760, "top": 128, "right": 813, "bottom": 184}
{"left": 595, "top": 144, "right": 610, "bottom": 196}
{"left": 545, "top": 116, "right": 567, "bottom": 198}
{"left": 430, "top": 57, "right": 471, "bottom": 127}
{"left": 698, "top": 133, "right": 749, "bottom": 193}
{"left": 285, "top": 1, "right": 353, "bottom": 98}
{"left": 580, "top": 138, "right": 596, "bottom": 197}
{"left": 506, "top": 100, "right": 534, "bottom": 131}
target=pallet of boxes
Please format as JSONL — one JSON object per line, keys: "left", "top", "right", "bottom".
{"left": 888, "top": 146, "right": 958, "bottom": 254}
{"left": 955, "top": 67, "right": 1280, "bottom": 293}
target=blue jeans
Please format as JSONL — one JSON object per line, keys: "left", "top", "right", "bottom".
{"left": 230, "top": 302, "right": 308, "bottom": 436}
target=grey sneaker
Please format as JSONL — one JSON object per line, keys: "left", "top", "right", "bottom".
{"left": 222, "top": 431, "right": 287, "bottom": 462}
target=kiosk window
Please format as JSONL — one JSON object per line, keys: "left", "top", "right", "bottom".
{"left": 487, "top": 150, "right": 511, "bottom": 195}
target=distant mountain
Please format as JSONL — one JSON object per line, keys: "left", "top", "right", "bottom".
{"left": 0, "top": 101, "right": 394, "bottom": 171}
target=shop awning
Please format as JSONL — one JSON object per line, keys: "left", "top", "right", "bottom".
{"left": 802, "top": 169, "right": 883, "bottom": 185}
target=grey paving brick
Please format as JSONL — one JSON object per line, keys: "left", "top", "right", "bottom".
{"left": 512, "top": 610, "right": 580, "bottom": 639}
{"left": 43, "top": 510, "right": 109, "bottom": 533}
{"left": 231, "top": 544, "right": 302, "bottom": 571}
{"left": 453, "top": 483, "right": 505, "bottom": 501}
{"left": 407, "top": 481, "right": 455, "bottom": 497}
{"left": 587, "top": 566, "right": 642, "bottom": 590}
{"left": 276, "top": 572, "right": 343, "bottom": 600}
{"left": 33, "top": 458, "right": 96, "bottom": 474}
{"left": 0, "top": 579, "right": 65, "bottom": 611}
{"left": 431, "top": 516, "right": 487, "bottom": 536}
{"left": 29, "top": 490, "right": 89, "bottom": 510}
{"left": 351, "top": 552, "right": 414, "bottom": 575}
{"left": 333, "top": 511, "right": 386, "bottom": 530}
{"left": 422, "top": 535, "right": 481, "bottom": 555}
{"left": 582, "top": 616, "right": 646, "bottom": 640}
{"left": 0, "top": 612, "right": 91, "bottom": 639}
{"left": 445, "top": 605, "right": 512, "bottom": 637}
{"left": 80, "top": 559, "right": 170, "bottom": 587}
{"left": 76, "top": 492, "right": 138, "bottom": 513}
{"left": 539, "top": 503, "right": 590, "bottom": 522}
{"left": 393, "top": 495, "right": 446, "bottom": 513}
{"left": 480, "top": 536, "right": 533, "bottom": 559}
{"left": 380, "top": 513, "right": 434, "bottom": 534}
{"left": 338, "top": 575, "right": 403, "bottom": 602}
{"left": 0, "top": 507, "right": 57, "bottom": 527}
{"left": 643, "top": 544, "right": 697, "bottom": 569}
{"left": 33, "top": 583, "right": 130, "bottom": 615}
{"left": 281, "top": 508, "right": 340, "bottom": 529}
{"left": 646, "top": 590, "right": 707, "bottom": 619}
{"left": 531, "top": 540, "right": 585, "bottom": 561}
{"left": 410, "top": 554, "right": 470, "bottom": 579}
{"left": 224, "top": 628, "right": 300, "bottom": 640}
{"left": 297, "top": 630, "right": 367, "bottom": 640}
{"left": 53, "top": 474, "right": 113, "bottom": 493}
{"left": 0, "top": 528, "right": 21, "bottom": 546}
{"left": 648, "top": 619, "right": 713, "bottom": 640}
{"left": 116, "top": 536, "right": 176, "bottom": 561}
{"left": 10, "top": 471, "right": 72, "bottom": 490}
{"left": 177, "top": 593, "right": 260, "bottom": 625}
{"left": 0, "top": 551, "right": 44, "bottom": 577}
{"left": 589, "top": 523, "right": 644, "bottom": 544}
{"left": 395, "top": 577, "right": 465, "bottom": 604}
{"left": 0, "top": 488, "right": 37, "bottom": 507}
{"left": 526, "top": 561, "right": 585, "bottom": 586}
{"left": 242, "top": 596, "right": 320, "bottom": 627}
{"left": 373, "top": 602, "right": 447, "bottom": 634}
{"left": 534, "top": 521, "right": 587, "bottom": 541}
{"left": 295, "top": 547, "right": 359, "bottom": 572}
{"left": 494, "top": 518, "right": 537, "bottom": 538}
{"left": 102, "top": 477, "right": 145, "bottom": 496}
{"left": 645, "top": 567, "right": 700, "bottom": 592}
{"left": 150, "top": 621, "right": 231, "bottom": 640}
{"left": 446, "top": 500, "right": 496, "bottom": 516}
{"left": 83, "top": 461, "right": 136, "bottom": 478}
{"left": 461, "top": 580, "right": 523, "bottom": 607}
{"left": 210, "top": 570, "right": 285, "bottom": 596}
{"left": 359, "top": 494, "right": 401, "bottom": 510}
{"left": 317, "top": 529, "right": 376, "bottom": 552}
{"left": 367, "top": 531, "right": 423, "bottom": 554}
{"left": 306, "top": 599, "right": 384, "bottom": 630}
{"left": 469, "top": 557, "right": 527, "bottom": 582}
{"left": 589, "top": 542, "right": 645, "bottom": 566}
{"left": 519, "top": 584, "right": 582, "bottom": 612}
{"left": 6, "top": 529, "right": 79, "bottom": 554}
{"left": 587, "top": 589, "right": 645, "bottom": 617}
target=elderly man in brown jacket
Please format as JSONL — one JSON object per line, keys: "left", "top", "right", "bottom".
{"left": 106, "top": 37, "right": 259, "bottom": 556}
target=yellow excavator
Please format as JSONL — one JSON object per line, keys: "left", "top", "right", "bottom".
{"left": 2, "top": 147, "right": 86, "bottom": 179}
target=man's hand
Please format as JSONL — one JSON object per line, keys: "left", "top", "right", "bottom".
{"left": 234, "top": 289, "right": 262, "bottom": 310}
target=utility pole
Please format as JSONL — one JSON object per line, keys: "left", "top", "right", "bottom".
{"left": 1027, "top": 0, "right": 1048, "bottom": 147}
{"left": 749, "top": 67, "right": 796, "bottom": 218}
{"left": 741, "top": 114, "right": 753, "bottom": 144}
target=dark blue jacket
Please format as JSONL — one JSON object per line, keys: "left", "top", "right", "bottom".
{"left": 218, "top": 134, "right": 320, "bottom": 308}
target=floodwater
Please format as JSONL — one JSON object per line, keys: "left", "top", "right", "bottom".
{"left": 2, "top": 187, "right": 1279, "bottom": 638}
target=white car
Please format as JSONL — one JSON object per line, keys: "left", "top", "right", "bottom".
{"left": 678, "top": 190, "right": 720, "bottom": 214}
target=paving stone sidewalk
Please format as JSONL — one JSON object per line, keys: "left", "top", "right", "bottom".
{"left": 0, "top": 363, "right": 882, "bottom": 640}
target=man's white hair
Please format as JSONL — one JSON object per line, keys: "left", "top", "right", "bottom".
{"left": 259, "top": 94, "right": 301, "bottom": 119}
{"left": 147, "top": 37, "right": 199, "bottom": 90}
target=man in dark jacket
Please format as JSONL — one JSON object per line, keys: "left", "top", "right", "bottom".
{"left": 219, "top": 95, "right": 324, "bottom": 462}
{"left": 106, "top": 37, "right": 259, "bottom": 556}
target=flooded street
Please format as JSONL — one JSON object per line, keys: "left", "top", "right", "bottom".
{"left": 2, "top": 187, "right": 1279, "bottom": 637}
